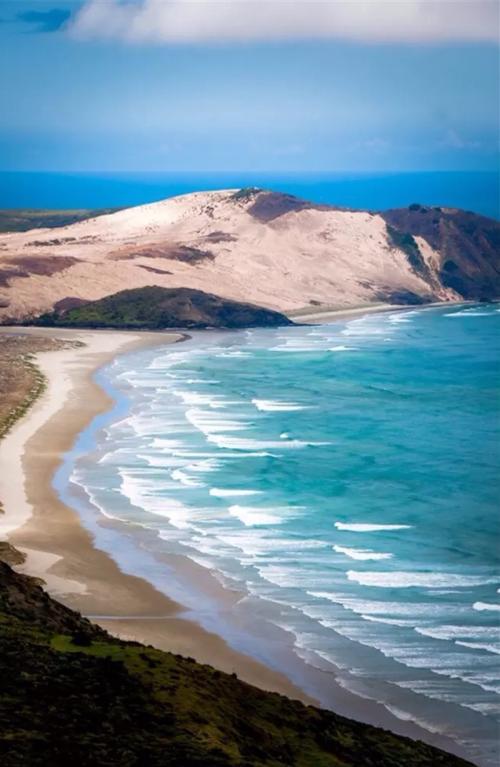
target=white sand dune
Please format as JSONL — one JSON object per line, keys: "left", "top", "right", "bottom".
{"left": 0, "top": 189, "right": 462, "bottom": 321}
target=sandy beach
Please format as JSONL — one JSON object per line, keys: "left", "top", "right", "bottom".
{"left": 289, "top": 300, "right": 470, "bottom": 324}
{"left": 0, "top": 322, "right": 478, "bottom": 762}
{"left": 0, "top": 325, "right": 315, "bottom": 701}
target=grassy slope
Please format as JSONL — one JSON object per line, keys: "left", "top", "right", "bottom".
{"left": 0, "top": 335, "right": 76, "bottom": 439}
{"left": 0, "top": 561, "right": 474, "bottom": 767}
{"left": 0, "top": 208, "right": 120, "bottom": 233}
{"left": 31, "top": 286, "right": 293, "bottom": 330}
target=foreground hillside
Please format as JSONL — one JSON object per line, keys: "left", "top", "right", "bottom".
{"left": 0, "top": 559, "right": 474, "bottom": 767}
{"left": 0, "top": 189, "right": 498, "bottom": 323}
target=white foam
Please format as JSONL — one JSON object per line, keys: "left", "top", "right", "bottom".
{"left": 341, "top": 317, "right": 392, "bottom": 337}
{"left": 217, "top": 532, "right": 326, "bottom": 557}
{"left": 150, "top": 437, "right": 189, "bottom": 451}
{"left": 271, "top": 340, "right": 320, "bottom": 352}
{"left": 455, "top": 641, "right": 500, "bottom": 655}
{"left": 173, "top": 390, "right": 237, "bottom": 408}
{"left": 171, "top": 469, "right": 204, "bottom": 487}
{"left": 335, "top": 522, "right": 412, "bottom": 532}
{"left": 185, "top": 378, "right": 219, "bottom": 384}
{"left": 124, "top": 414, "right": 186, "bottom": 438}
{"left": 347, "top": 571, "right": 498, "bottom": 589}
{"left": 185, "top": 458, "right": 221, "bottom": 473}
{"left": 258, "top": 564, "right": 320, "bottom": 588}
{"left": 387, "top": 312, "right": 415, "bottom": 324}
{"left": 473, "top": 601, "right": 500, "bottom": 612}
{"left": 329, "top": 345, "right": 357, "bottom": 352}
{"left": 383, "top": 705, "right": 444, "bottom": 735}
{"left": 210, "top": 488, "right": 262, "bottom": 497}
{"left": 252, "top": 399, "right": 309, "bottom": 412}
{"left": 312, "top": 617, "right": 500, "bottom": 695}
{"left": 415, "top": 625, "right": 500, "bottom": 641}
{"left": 170, "top": 448, "right": 272, "bottom": 459}
{"left": 228, "top": 505, "right": 283, "bottom": 526}
{"left": 466, "top": 702, "right": 500, "bottom": 715}
{"left": 208, "top": 434, "right": 329, "bottom": 451}
{"left": 306, "top": 592, "right": 463, "bottom": 617}
{"left": 186, "top": 408, "right": 251, "bottom": 435}
{"left": 361, "top": 615, "right": 414, "bottom": 627}
{"left": 137, "top": 453, "right": 186, "bottom": 469}
{"left": 118, "top": 469, "right": 192, "bottom": 529}
{"left": 74, "top": 479, "right": 124, "bottom": 522}
{"left": 333, "top": 545, "right": 393, "bottom": 561}
{"left": 445, "top": 310, "right": 492, "bottom": 317}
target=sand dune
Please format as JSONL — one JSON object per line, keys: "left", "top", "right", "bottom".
{"left": 0, "top": 188, "right": 497, "bottom": 322}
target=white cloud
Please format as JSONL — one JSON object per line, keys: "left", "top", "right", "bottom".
{"left": 69, "top": 0, "right": 499, "bottom": 44}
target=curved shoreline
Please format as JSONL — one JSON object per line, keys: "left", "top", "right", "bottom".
{"left": 0, "top": 325, "right": 317, "bottom": 700}
{"left": 0, "top": 323, "right": 478, "bottom": 764}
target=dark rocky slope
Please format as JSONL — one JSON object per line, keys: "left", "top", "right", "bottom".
{"left": 239, "top": 191, "right": 500, "bottom": 302}
{"left": 381, "top": 205, "right": 500, "bottom": 301}
{"left": 30, "top": 286, "right": 293, "bottom": 330}
{"left": 0, "top": 560, "right": 475, "bottom": 767}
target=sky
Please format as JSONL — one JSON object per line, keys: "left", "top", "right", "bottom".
{"left": 0, "top": 0, "right": 498, "bottom": 172}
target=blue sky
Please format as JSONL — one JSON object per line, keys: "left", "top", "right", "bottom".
{"left": 1, "top": 1, "right": 498, "bottom": 172}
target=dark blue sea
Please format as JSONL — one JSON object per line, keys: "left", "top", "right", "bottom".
{"left": 1, "top": 171, "right": 498, "bottom": 219}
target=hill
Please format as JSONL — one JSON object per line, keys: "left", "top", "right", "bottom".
{"left": 0, "top": 559, "right": 474, "bottom": 767}
{"left": 380, "top": 205, "right": 500, "bottom": 301}
{"left": 31, "top": 286, "right": 293, "bottom": 330}
{"left": 0, "top": 189, "right": 498, "bottom": 324}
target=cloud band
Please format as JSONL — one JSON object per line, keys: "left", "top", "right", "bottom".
{"left": 69, "top": 0, "right": 500, "bottom": 45}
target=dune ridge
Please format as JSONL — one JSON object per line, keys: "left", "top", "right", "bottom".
{"left": 0, "top": 189, "right": 498, "bottom": 323}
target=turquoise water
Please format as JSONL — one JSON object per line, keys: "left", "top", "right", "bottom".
{"left": 1, "top": 171, "right": 499, "bottom": 219}
{"left": 62, "top": 305, "right": 500, "bottom": 765}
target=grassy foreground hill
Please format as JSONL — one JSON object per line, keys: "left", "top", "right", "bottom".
{"left": 0, "top": 559, "right": 475, "bottom": 767}
{"left": 31, "top": 286, "right": 293, "bottom": 330}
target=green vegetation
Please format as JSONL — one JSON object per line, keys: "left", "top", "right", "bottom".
{"left": 0, "top": 354, "right": 45, "bottom": 439}
{"left": 0, "top": 336, "right": 76, "bottom": 440}
{"left": 31, "top": 286, "right": 293, "bottom": 330}
{"left": 382, "top": 206, "right": 500, "bottom": 300}
{"left": 0, "top": 208, "right": 121, "bottom": 233}
{"left": 231, "top": 187, "right": 262, "bottom": 201}
{"left": 386, "top": 224, "right": 434, "bottom": 283}
{"left": 0, "top": 561, "right": 474, "bottom": 767}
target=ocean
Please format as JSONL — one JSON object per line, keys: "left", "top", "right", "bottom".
{"left": 1, "top": 171, "right": 499, "bottom": 219}
{"left": 56, "top": 304, "right": 500, "bottom": 766}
